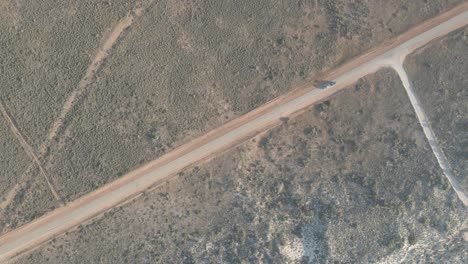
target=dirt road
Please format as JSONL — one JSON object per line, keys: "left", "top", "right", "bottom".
{"left": 1, "top": 3, "right": 467, "bottom": 261}
{"left": 392, "top": 64, "right": 468, "bottom": 206}
{"left": 40, "top": 3, "right": 151, "bottom": 155}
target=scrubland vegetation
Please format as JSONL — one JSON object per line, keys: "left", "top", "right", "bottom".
{"left": 39, "top": 0, "right": 463, "bottom": 201}
{"left": 0, "top": 165, "right": 58, "bottom": 235}
{"left": 0, "top": 116, "right": 58, "bottom": 235}
{"left": 0, "top": 0, "right": 137, "bottom": 149}
{"left": 405, "top": 27, "right": 468, "bottom": 191}
{"left": 0, "top": 0, "right": 465, "bottom": 256}
{"left": 16, "top": 69, "right": 466, "bottom": 263}
{"left": 0, "top": 0, "right": 139, "bottom": 234}
{"left": 0, "top": 118, "right": 29, "bottom": 205}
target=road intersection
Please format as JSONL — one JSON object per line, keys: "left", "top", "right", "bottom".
{"left": 1, "top": 3, "right": 467, "bottom": 261}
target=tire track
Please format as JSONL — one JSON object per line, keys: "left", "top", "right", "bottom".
{"left": 0, "top": 163, "right": 35, "bottom": 211}
{"left": 38, "top": 2, "right": 152, "bottom": 156}
{"left": 0, "top": 99, "right": 63, "bottom": 205}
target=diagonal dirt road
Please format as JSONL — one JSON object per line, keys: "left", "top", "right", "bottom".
{"left": 391, "top": 63, "right": 468, "bottom": 206}
{"left": 0, "top": 2, "right": 467, "bottom": 261}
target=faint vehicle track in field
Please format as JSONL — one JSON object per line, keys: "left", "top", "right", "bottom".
{"left": 0, "top": 2, "right": 467, "bottom": 262}
{"left": 16, "top": 0, "right": 154, "bottom": 205}
{"left": 0, "top": 99, "right": 63, "bottom": 204}
{"left": 391, "top": 63, "right": 468, "bottom": 206}
{"left": 0, "top": 185, "right": 20, "bottom": 211}
{"left": 0, "top": 163, "right": 34, "bottom": 211}
{"left": 38, "top": 2, "right": 152, "bottom": 157}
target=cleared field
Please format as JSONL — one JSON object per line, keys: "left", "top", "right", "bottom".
{"left": 14, "top": 69, "right": 466, "bottom": 263}
{"left": 39, "top": 0, "right": 464, "bottom": 201}
{"left": 404, "top": 27, "right": 468, "bottom": 191}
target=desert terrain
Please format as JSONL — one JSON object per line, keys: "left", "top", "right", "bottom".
{"left": 0, "top": 0, "right": 142, "bottom": 233}
{"left": 404, "top": 27, "right": 468, "bottom": 191}
{"left": 0, "top": 0, "right": 461, "bottom": 222}
{"left": 12, "top": 69, "right": 467, "bottom": 263}
{"left": 0, "top": 0, "right": 466, "bottom": 262}
{"left": 44, "top": 0, "right": 465, "bottom": 202}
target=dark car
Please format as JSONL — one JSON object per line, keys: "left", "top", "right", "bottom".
{"left": 314, "top": 80, "right": 336, "bottom": 89}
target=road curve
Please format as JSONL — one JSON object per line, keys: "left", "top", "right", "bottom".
{"left": 1, "top": 3, "right": 468, "bottom": 261}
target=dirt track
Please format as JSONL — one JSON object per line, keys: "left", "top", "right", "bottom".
{"left": 0, "top": 100, "right": 62, "bottom": 203}
{"left": 39, "top": 4, "right": 150, "bottom": 156}
{"left": 392, "top": 64, "right": 468, "bottom": 206}
{"left": 0, "top": 2, "right": 467, "bottom": 261}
